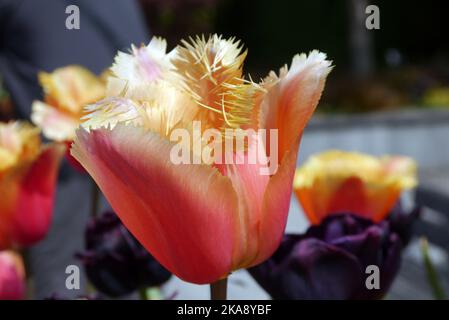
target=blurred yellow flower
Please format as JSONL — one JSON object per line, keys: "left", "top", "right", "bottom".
{"left": 294, "top": 150, "right": 418, "bottom": 224}
{"left": 0, "top": 122, "right": 40, "bottom": 173}
{"left": 31, "top": 65, "right": 105, "bottom": 142}
{"left": 422, "top": 86, "right": 449, "bottom": 107}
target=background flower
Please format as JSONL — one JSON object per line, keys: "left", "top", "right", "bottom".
{"left": 0, "top": 250, "right": 25, "bottom": 300}
{"left": 0, "top": 121, "right": 64, "bottom": 249}
{"left": 77, "top": 211, "right": 171, "bottom": 297}
{"left": 249, "top": 213, "right": 405, "bottom": 300}
{"left": 31, "top": 65, "right": 105, "bottom": 142}
{"left": 294, "top": 150, "right": 417, "bottom": 224}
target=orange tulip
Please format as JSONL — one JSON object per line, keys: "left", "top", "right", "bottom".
{"left": 0, "top": 250, "right": 25, "bottom": 300}
{"left": 294, "top": 150, "right": 418, "bottom": 224}
{"left": 71, "top": 35, "right": 332, "bottom": 284}
{"left": 0, "top": 122, "right": 64, "bottom": 249}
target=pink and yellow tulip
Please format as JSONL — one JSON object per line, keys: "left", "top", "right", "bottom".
{"left": 294, "top": 150, "right": 418, "bottom": 224}
{"left": 71, "top": 35, "right": 332, "bottom": 284}
{"left": 0, "top": 250, "right": 25, "bottom": 300}
{"left": 0, "top": 122, "right": 64, "bottom": 249}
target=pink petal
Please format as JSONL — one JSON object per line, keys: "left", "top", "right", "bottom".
{"left": 11, "top": 144, "right": 64, "bottom": 247}
{"left": 0, "top": 251, "right": 25, "bottom": 300}
{"left": 215, "top": 133, "right": 270, "bottom": 269}
{"left": 259, "top": 51, "right": 332, "bottom": 161}
{"left": 252, "top": 147, "right": 298, "bottom": 266}
{"left": 31, "top": 101, "right": 79, "bottom": 141}
{"left": 71, "top": 125, "right": 240, "bottom": 284}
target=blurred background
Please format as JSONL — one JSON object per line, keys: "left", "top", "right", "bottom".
{"left": 1, "top": 0, "right": 449, "bottom": 299}
{"left": 138, "top": 0, "right": 449, "bottom": 112}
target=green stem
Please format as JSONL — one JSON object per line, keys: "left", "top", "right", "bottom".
{"left": 421, "top": 237, "right": 447, "bottom": 300}
{"left": 210, "top": 278, "right": 227, "bottom": 300}
{"left": 139, "top": 287, "right": 148, "bottom": 300}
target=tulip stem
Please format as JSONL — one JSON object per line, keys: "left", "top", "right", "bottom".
{"left": 139, "top": 287, "right": 148, "bottom": 300}
{"left": 91, "top": 179, "right": 100, "bottom": 218}
{"left": 210, "top": 278, "right": 227, "bottom": 300}
{"left": 421, "top": 237, "right": 447, "bottom": 300}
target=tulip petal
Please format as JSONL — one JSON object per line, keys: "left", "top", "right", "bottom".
{"left": 72, "top": 125, "right": 240, "bottom": 284}
{"left": 215, "top": 135, "right": 298, "bottom": 270}
{"left": 259, "top": 51, "right": 332, "bottom": 160}
{"left": 249, "top": 236, "right": 363, "bottom": 300}
{"left": 31, "top": 101, "right": 79, "bottom": 141}
{"left": 10, "top": 144, "right": 64, "bottom": 247}
{"left": 252, "top": 146, "right": 299, "bottom": 266}
{"left": 215, "top": 133, "right": 270, "bottom": 269}
{"left": 294, "top": 151, "right": 418, "bottom": 224}
{"left": 0, "top": 251, "right": 25, "bottom": 300}
{"left": 38, "top": 65, "right": 105, "bottom": 114}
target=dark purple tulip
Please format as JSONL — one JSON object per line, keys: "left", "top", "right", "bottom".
{"left": 77, "top": 211, "right": 171, "bottom": 297}
{"left": 388, "top": 202, "right": 420, "bottom": 246}
{"left": 249, "top": 213, "right": 407, "bottom": 300}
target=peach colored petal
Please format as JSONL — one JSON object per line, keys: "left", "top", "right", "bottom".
{"left": 252, "top": 146, "right": 298, "bottom": 266}
{"left": 259, "top": 51, "right": 332, "bottom": 161}
{"left": 71, "top": 125, "right": 240, "bottom": 284}
{"left": 38, "top": 65, "right": 105, "bottom": 114}
{"left": 31, "top": 101, "right": 79, "bottom": 141}
{"left": 215, "top": 133, "right": 270, "bottom": 269}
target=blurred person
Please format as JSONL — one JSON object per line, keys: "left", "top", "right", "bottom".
{"left": 0, "top": 0, "right": 149, "bottom": 298}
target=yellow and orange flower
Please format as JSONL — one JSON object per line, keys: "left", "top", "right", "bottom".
{"left": 0, "top": 121, "right": 64, "bottom": 249}
{"left": 31, "top": 65, "right": 105, "bottom": 142}
{"left": 0, "top": 250, "right": 25, "bottom": 300}
{"left": 294, "top": 150, "right": 418, "bottom": 224}
{"left": 71, "top": 35, "right": 332, "bottom": 284}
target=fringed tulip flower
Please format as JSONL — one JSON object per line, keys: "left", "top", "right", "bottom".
{"left": 294, "top": 150, "right": 417, "bottom": 224}
{"left": 0, "top": 122, "right": 64, "bottom": 249}
{"left": 31, "top": 66, "right": 105, "bottom": 171}
{"left": 71, "top": 35, "right": 332, "bottom": 284}
{"left": 0, "top": 250, "right": 25, "bottom": 300}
